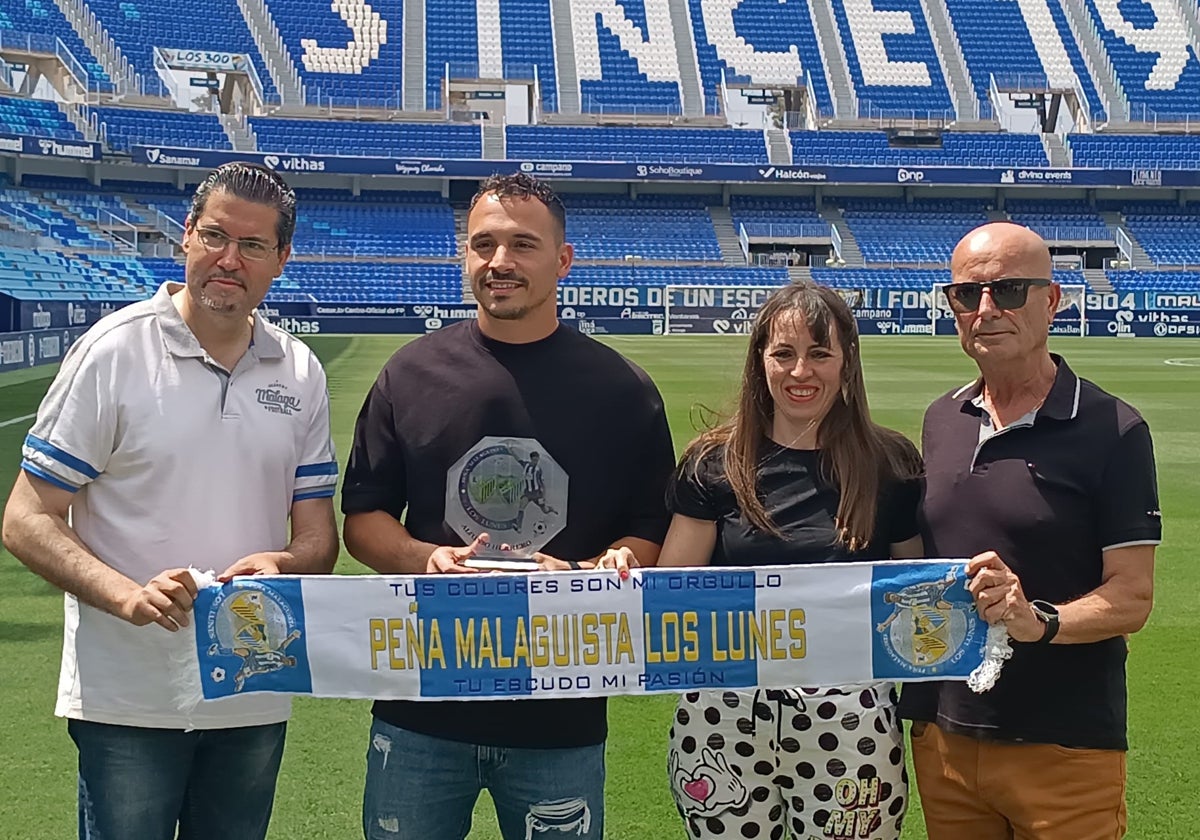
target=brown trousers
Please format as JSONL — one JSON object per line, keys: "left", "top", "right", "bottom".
{"left": 910, "top": 722, "right": 1127, "bottom": 840}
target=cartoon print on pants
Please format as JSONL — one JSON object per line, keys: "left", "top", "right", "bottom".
{"left": 670, "top": 748, "right": 749, "bottom": 817}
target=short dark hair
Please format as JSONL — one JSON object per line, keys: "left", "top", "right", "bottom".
{"left": 186, "top": 162, "right": 297, "bottom": 251}
{"left": 469, "top": 172, "right": 567, "bottom": 240}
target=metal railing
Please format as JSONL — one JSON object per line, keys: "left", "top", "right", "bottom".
{"left": 303, "top": 88, "right": 403, "bottom": 113}
{"left": 857, "top": 101, "right": 955, "bottom": 126}
{"left": 830, "top": 224, "right": 844, "bottom": 261}
{"left": 1114, "top": 227, "right": 1133, "bottom": 263}
{"left": 0, "top": 56, "right": 12, "bottom": 92}
{"left": 1126, "top": 105, "right": 1200, "bottom": 132}
{"left": 1021, "top": 224, "right": 1113, "bottom": 242}
{"left": 741, "top": 223, "right": 832, "bottom": 239}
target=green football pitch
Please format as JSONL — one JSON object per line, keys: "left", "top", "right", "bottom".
{"left": 1, "top": 335, "right": 1196, "bottom": 838}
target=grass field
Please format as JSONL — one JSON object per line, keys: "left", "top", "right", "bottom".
{"left": 1, "top": 334, "right": 1197, "bottom": 838}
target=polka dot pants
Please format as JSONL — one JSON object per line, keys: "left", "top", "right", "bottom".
{"left": 667, "top": 685, "right": 907, "bottom": 840}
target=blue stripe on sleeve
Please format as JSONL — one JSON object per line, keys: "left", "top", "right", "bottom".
{"left": 295, "top": 461, "right": 339, "bottom": 478}
{"left": 293, "top": 488, "right": 336, "bottom": 502}
{"left": 24, "top": 435, "right": 101, "bottom": 480}
{"left": 21, "top": 461, "right": 80, "bottom": 492}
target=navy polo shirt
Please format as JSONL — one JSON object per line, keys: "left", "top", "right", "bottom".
{"left": 899, "top": 355, "right": 1161, "bottom": 750}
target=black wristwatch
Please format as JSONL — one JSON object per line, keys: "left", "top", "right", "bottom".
{"left": 1030, "top": 600, "right": 1060, "bottom": 644}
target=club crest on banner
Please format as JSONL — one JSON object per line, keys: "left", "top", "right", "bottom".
{"left": 445, "top": 436, "right": 568, "bottom": 556}
{"left": 197, "top": 579, "right": 312, "bottom": 697}
{"left": 872, "top": 563, "right": 978, "bottom": 677}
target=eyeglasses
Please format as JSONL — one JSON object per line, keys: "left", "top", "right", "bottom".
{"left": 194, "top": 227, "right": 277, "bottom": 262}
{"left": 942, "top": 278, "right": 1051, "bottom": 313}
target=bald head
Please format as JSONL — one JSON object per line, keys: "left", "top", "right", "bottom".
{"left": 951, "top": 223, "right": 1052, "bottom": 281}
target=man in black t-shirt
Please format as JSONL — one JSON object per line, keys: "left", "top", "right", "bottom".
{"left": 341, "top": 173, "right": 675, "bottom": 840}
{"left": 901, "top": 224, "right": 1160, "bottom": 840}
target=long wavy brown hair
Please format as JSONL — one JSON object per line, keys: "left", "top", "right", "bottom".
{"left": 681, "top": 282, "right": 921, "bottom": 551}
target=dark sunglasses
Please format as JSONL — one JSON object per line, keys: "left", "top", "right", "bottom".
{"left": 942, "top": 278, "right": 1052, "bottom": 313}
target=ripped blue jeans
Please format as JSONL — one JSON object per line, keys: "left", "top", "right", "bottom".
{"left": 363, "top": 717, "right": 605, "bottom": 840}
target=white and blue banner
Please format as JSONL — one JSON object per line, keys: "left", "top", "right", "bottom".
{"left": 188, "top": 560, "right": 999, "bottom": 704}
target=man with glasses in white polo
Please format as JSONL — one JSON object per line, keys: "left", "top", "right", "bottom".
{"left": 2, "top": 162, "right": 338, "bottom": 839}
{"left": 900, "top": 222, "right": 1160, "bottom": 840}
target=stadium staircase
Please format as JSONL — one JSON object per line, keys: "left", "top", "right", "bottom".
{"left": 819, "top": 206, "right": 863, "bottom": 266}
{"left": 404, "top": 0, "right": 427, "bottom": 110}
{"left": 1100, "top": 211, "right": 1154, "bottom": 270}
{"left": 708, "top": 206, "right": 746, "bottom": 265}
{"left": 1181, "top": 0, "right": 1200, "bottom": 62}
{"left": 788, "top": 264, "right": 813, "bottom": 283}
{"left": 809, "top": 0, "right": 856, "bottom": 120}
{"left": 549, "top": 0, "right": 580, "bottom": 115}
{"left": 219, "top": 112, "right": 258, "bottom": 152}
{"left": 54, "top": 0, "right": 138, "bottom": 97}
{"left": 1057, "top": 0, "right": 1128, "bottom": 123}
{"left": 766, "top": 129, "right": 791, "bottom": 165}
{"left": 481, "top": 124, "right": 505, "bottom": 160}
{"left": 57, "top": 101, "right": 97, "bottom": 141}
{"left": 236, "top": 0, "right": 304, "bottom": 106}
{"left": 1041, "top": 133, "right": 1071, "bottom": 167}
{"left": 923, "top": 0, "right": 977, "bottom": 123}
{"left": 666, "top": 0, "right": 705, "bottom": 118}
{"left": 1083, "top": 268, "right": 1111, "bottom": 293}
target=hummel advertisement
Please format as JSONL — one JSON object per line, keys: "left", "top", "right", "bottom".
{"left": 0, "top": 132, "right": 101, "bottom": 161}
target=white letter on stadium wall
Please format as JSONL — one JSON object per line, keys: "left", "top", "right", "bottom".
{"left": 300, "top": 0, "right": 387, "bottom": 72}
{"left": 1092, "top": 0, "right": 1190, "bottom": 90}
{"left": 840, "top": 0, "right": 932, "bottom": 87}
{"left": 699, "top": 0, "right": 803, "bottom": 85}
{"left": 570, "top": 0, "right": 682, "bottom": 84}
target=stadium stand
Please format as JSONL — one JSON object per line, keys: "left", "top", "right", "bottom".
{"left": 426, "top": 0, "right": 479, "bottom": 110}
{"left": 249, "top": 118, "right": 482, "bottom": 158}
{"left": 686, "top": 0, "right": 832, "bottom": 116}
{"left": 292, "top": 194, "right": 457, "bottom": 258}
{"left": 1083, "top": 0, "right": 1200, "bottom": 121}
{"left": 0, "top": 95, "right": 84, "bottom": 140}
{"left": 93, "top": 106, "right": 231, "bottom": 152}
{"left": 942, "top": 0, "right": 1105, "bottom": 121}
{"left": 506, "top": 126, "right": 767, "bottom": 163}
{"left": 498, "top": 0, "right": 558, "bottom": 112}
{"left": 270, "top": 262, "right": 464, "bottom": 302}
{"left": 85, "top": 0, "right": 276, "bottom": 101}
{"left": 1119, "top": 203, "right": 1200, "bottom": 266}
{"left": 576, "top": 13, "right": 681, "bottom": 114}
{"left": 789, "top": 131, "right": 1048, "bottom": 167}
{"left": 729, "top": 195, "right": 828, "bottom": 238}
{"left": 1108, "top": 269, "right": 1200, "bottom": 291}
{"left": 827, "top": 0, "right": 952, "bottom": 118}
{"left": 267, "top": 0, "right": 399, "bottom": 107}
{"left": 0, "top": 188, "right": 114, "bottom": 249}
{"left": 563, "top": 266, "right": 787, "bottom": 286}
{"left": 0, "top": 2, "right": 112, "bottom": 91}
{"left": 563, "top": 194, "right": 721, "bottom": 261}
{"left": 1069, "top": 134, "right": 1200, "bottom": 169}
{"left": 0, "top": 249, "right": 148, "bottom": 299}
{"left": 1005, "top": 199, "right": 1111, "bottom": 242}
{"left": 838, "top": 199, "right": 990, "bottom": 264}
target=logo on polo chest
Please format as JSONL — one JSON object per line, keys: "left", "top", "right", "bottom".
{"left": 256, "top": 381, "right": 302, "bottom": 416}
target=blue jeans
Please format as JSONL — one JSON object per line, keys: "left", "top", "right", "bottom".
{"left": 363, "top": 717, "right": 606, "bottom": 840}
{"left": 68, "top": 718, "right": 286, "bottom": 840}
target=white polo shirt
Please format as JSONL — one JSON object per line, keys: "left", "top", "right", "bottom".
{"left": 21, "top": 282, "right": 338, "bottom": 729}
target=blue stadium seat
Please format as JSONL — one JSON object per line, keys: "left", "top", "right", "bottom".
{"left": 789, "top": 131, "right": 1048, "bottom": 167}
{"left": 1084, "top": 0, "right": 1200, "bottom": 121}
{"left": 0, "top": 96, "right": 84, "bottom": 140}
{"left": 730, "top": 195, "right": 829, "bottom": 239}
{"left": 563, "top": 194, "right": 721, "bottom": 260}
{"left": 1119, "top": 202, "right": 1200, "bottom": 265}
{"left": 943, "top": 0, "right": 1105, "bottom": 121}
{"left": 271, "top": 262, "right": 463, "bottom": 303}
{"left": 1005, "top": 200, "right": 1111, "bottom": 243}
{"left": 250, "top": 118, "right": 481, "bottom": 158}
{"left": 827, "top": 0, "right": 952, "bottom": 118}
{"left": 85, "top": 0, "right": 276, "bottom": 100}
{"left": 0, "top": 5, "right": 112, "bottom": 90}
{"left": 1069, "top": 134, "right": 1200, "bottom": 169}
{"left": 506, "top": 126, "right": 767, "bottom": 164}
{"left": 839, "top": 198, "right": 990, "bottom": 265}
{"left": 94, "top": 106, "right": 231, "bottom": 152}
{"left": 686, "top": 0, "right": 832, "bottom": 117}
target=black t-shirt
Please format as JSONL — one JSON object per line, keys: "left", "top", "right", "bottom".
{"left": 341, "top": 320, "right": 675, "bottom": 748}
{"left": 670, "top": 439, "right": 922, "bottom": 565}
{"left": 899, "top": 358, "right": 1161, "bottom": 750}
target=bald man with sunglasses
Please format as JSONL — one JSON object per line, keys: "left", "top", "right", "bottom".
{"left": 899, "top": 223, "right": 1160, "bottom": 840}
